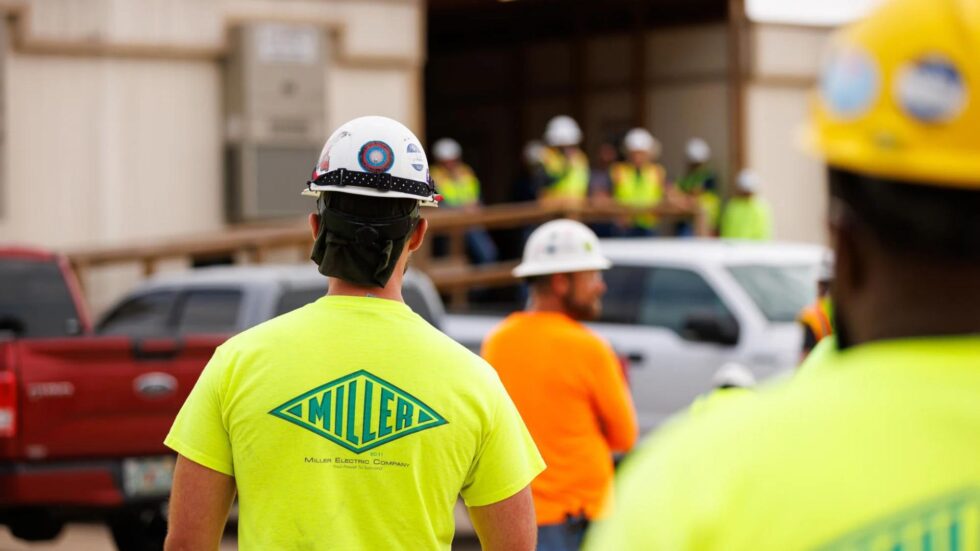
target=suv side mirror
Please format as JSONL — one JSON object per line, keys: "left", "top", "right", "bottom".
{"left": 682, "top": 313, "right": 739, "bottom": 346}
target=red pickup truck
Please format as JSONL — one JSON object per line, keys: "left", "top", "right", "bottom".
{"left": 0, "top": 247, "right": 223, "bottom": 550}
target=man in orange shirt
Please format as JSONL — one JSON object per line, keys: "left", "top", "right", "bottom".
{"left": 482, "top": 219, "right": 638, "bottom": 551}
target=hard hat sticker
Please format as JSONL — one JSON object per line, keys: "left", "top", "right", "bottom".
{"left": 820, "top": 47, "right": 880, "bottom": 118}
{"left": 407, "top": 143, "right": 421, "bottom": 153}
{"left": 895, "top": 57, "right": 966, "bottom": 123}
{"left": 358, "top": 141, "right": 395, "bottom": 173}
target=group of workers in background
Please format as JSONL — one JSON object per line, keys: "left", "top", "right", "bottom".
{"left": 428, "top": 114, "right": 774, "bottom": 265}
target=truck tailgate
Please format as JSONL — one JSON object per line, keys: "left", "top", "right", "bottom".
{"left": 5, "top": 335, "right": 223, "bottom": 460}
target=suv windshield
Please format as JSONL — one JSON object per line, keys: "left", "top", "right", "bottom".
{"left": 0, "top": 257, "right": 81, "bottom": 338}
{"left": 727, "top": 264, "right": 816, "bottom": 323}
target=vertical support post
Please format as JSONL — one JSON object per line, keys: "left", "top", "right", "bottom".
{"left": 727, "top": 0, "right": 748, "bottom": 195}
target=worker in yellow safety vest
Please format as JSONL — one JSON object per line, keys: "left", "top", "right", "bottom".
{"left": 585, "top": 1, "right": 980, "bottom": 549}
{"left": 676, "top": 137, "right": 721, "bottom": 235}
{"left": 719, "top": 169, "right": 773, "bottom": 240}
{"left": 539, "top": 115, "right": 589, "bottom": 203}
{"left": 798, "top": 252, "right": 835, "bottom": 358}
{"left": 609, "top": 128, "right": 666, "bottom": 236}
{"left": 429, "top": 137, "right": 498, "bottom": 264}
{"left": 688, "top": 362, "right": 756, "bottom": 417}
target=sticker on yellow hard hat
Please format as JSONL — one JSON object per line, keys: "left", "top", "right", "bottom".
{"left": 820, "top": 47, "right": 880, "bottom": 119}
{"left": 895, "top": 57, "right": 966, "bottom": 123}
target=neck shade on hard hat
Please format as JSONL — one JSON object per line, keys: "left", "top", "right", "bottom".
{"left": 311, "top": 193, "right": 420, "bottom": 288}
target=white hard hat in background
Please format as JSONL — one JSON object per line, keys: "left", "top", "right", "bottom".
{"left": 305, "top": 115, "right": 439, "bottom": 207}
{"left": 544, "top": 115, "right": 583, "bottom": 147}
{"left": 736, "top": 169, "right": 760, "bottom": 193}
{"left": 623, "top": 128, "right": 661, "bottom": 157}
{"left": 513, "top": 219, "right": 612, "bottom": 278}
{"left": 524, "top": 140, "right": 545, "bottom": 166}
{"left": 711, "top": 362, "right": 756, "bottom": 389}
{"left": 432, "top": 138, "right": 462, "bottom": 162}
{"left": 686, "top": 138, "right": 711, "bottom": 163}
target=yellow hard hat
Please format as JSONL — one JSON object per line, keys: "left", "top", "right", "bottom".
{"left": 806, "top": 0, "right": 980, "bottom": 189}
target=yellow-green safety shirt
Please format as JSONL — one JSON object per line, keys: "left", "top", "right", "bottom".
{"left": 720, "top": 196, "right": 773, "bottom": 240}
{"left": 165, "top": 295, "right": 544, "bottom": 551}
{"left": 688, "top": 386, "right": 753, "bottom": 417}
{"left": 541, "top": 147, "right": 589, "bottom": 200}
{"left": 610, "top": 162, "right": 666, "bottom": 229}
{"left": 430, "top": 163, "right": 481, "bottom": 208}
{"left": 585, "top": 336, "right": 980, "bottom": 551}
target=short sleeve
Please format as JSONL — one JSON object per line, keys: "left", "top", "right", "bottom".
{"left": 460, "top": 373, "right": 545, "bottom": 507}
{"left": 164, "top": 345, "right": 235, "bottom": 476}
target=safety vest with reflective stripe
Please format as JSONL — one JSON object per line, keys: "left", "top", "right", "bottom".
{"left": 609, "top": 162, "right": 665, "bottom": 229}
{"left": 799, "top": 296, "right": 834, "bottom": 343}
{"left": 540, "top": 147, "right": 589, "bottom": 200}
{"left": 430, "top": 163, "right": 481, "bottom": 208}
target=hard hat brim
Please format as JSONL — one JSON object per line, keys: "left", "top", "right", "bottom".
{"left": 303, "top": 186, "right": 440, "bottom": 207}
{"left": 512, "top": 257, "right": 612, "bottom": 278}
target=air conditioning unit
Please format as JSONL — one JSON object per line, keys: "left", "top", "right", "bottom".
{"left": 224, "top": 23, "right": 327, "bottom": 221}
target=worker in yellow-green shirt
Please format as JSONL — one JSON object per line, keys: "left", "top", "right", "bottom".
{"left": 164, "top": 116, "right": 544, "bottom": 551}
{"left": 429, "top": 137, "right": 498, "bottom": 264}
{"left": 720, "top": 169, "right": 773, "bottom": 240}
{"left": 540, "top": 115, "right": 589, "bottom": 202}
{"left": 585, "top": 0, "right": 980, "bottom": 549}
{"left": 676, "top": 137, "right": 722, "bottom": 235}
{"left": 688, "top": 362, "right": 756, "bottom": 417}
{"left": 609, "top": 128, "right": 666, "bottom": 236}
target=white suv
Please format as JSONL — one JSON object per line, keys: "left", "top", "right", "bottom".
{"left": 445, "top": 239, "right": 826, "bottom": 433}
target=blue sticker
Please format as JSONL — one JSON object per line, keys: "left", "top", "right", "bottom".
{"left": 896, "top": 57, "right": 966, "bottom": 123}
{"left": 358, "top": 141, "right": 395, "bottom": 173}
{"left": 820, "top": 48, "right": 879, "bottom": 118}
{"left": 412, "top": 163, "right": 424, "bottom": 171}
{"left": 407, "top": 143, "right": 421, "bottom": 153}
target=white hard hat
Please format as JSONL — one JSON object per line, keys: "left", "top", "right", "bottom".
{"left": 513, "top": 219, "right": 611, "bottom": 278}
{"left": 524, "top": 140, "right": 545, "bottom": 166}
{"left": 711, "top": 362, "right": 756, "bottom": 389}
{"left": 544, "top": 115, "right": 582, "bottom": 147}
{"left": 686, "top": 138, "right": 711, "bottom": 163}
{"left": 736, "top": 169, "right": 760, "bottom": 193}
{"left": 304, "top": 115, "right": 439, "bottom": 207}
{"left": 432, "top": 138, "right": 461, "bottom": 162}
{"left": 623, "top": 128, "right": 661, "bottom": 157}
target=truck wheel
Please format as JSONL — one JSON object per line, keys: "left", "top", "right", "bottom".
{"left": 7, "top": 511, "right": 64, "bottom": 541}
{"left": 108, "top": 506, "right": 167, "bottom": 551}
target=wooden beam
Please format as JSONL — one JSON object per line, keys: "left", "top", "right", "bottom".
{"left": 726, "top": 0, "right": 748, "bottom": 192}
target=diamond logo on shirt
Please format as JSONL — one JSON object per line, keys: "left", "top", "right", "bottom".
{"left": 269, "top": 370, "right": 448, "bottom": 454}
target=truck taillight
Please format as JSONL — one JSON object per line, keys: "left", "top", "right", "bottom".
{"left": 0, "top": 371, "right": 16, "bottom": 437}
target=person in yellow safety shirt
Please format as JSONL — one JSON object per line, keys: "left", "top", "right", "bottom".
{"left": 676, "top": 137, "right": 722, "bottom": 235}
{"left": 609, "top": 128, "right": 666, "bottom": 236}
{"left": 584, "top": 1, "right": 980, "bottom": 549}
{"left": 429, "top": 137, "right": 498, "bottom": 264}
{"left": 719, "top": 169, "right": 773, "bottom": 240}
{"left": 688, "top": 362, "right": 756, "bottom": 417}
{"left": 163, "top": 116, "right": 544, "bottom": 551}
{"left": 798, "top": 252, "right": 835, "bottom": 358}
{"left": 540, "top": 115, "right": 590, "bottom": 203}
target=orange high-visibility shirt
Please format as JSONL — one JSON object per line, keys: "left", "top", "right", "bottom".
{"left": 482, "top": 312, "right": 638, "bottom": 525}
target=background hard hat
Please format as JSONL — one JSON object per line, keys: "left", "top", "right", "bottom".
{"left": 623, "top": 128, "right": 661, "bottom": 157}
{"left": 686, "top": 138, "right": 711, "bottom": 163}
{"left": 432, "top": 138, "right": 462, "bottom": 162}
{"left": 806, "top": 0, "right": 980, "bottom": 189}
{"left": 524, "top": 140, "right": 545, "bottom": 166}
{"left": 736, "top": 169, "right": 760, "bottom": 193}
{"left": 513, "top": 219, "right": 611, "bottom": 278}
{"left": 544, "top": 115, "right": 583, "bottom": 147}
{"left": 711, "top": 362, "right": 756, "bottom": 389}
{"left": 305, "top": 115, "right": 438, "bottom": 206}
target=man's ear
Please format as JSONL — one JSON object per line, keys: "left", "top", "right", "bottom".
{"left": 309, "top": 212, "right": 320, "bottom": 240}
{"left": 407, "top": 218, "right": 428, "bottom": 252}
{"left": 550, "top": 273, "right": 570, "bottom": 297}
{"left": 829, "top": 200, "right": 868, "bottom": 300}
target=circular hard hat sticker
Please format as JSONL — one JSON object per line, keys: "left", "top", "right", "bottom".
{"left": 895, "top": 57, "right": 966, "bottom": 123}
{"left": 820, "top": 48, "right": 880, "bottom": 118}
{"left": 358, "top": 141, "right": 395, "bottom": 173}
